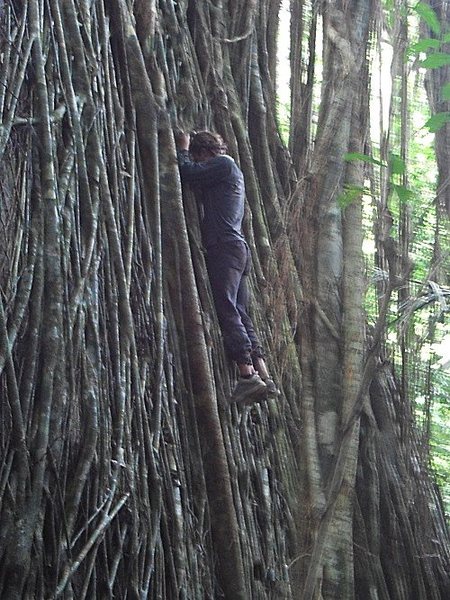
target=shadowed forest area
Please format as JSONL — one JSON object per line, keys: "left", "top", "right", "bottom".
{"left": 0, "top": 0, "right": 449, "bottom": 598}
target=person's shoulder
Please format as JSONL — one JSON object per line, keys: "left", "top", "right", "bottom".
{"left": 206, "top": 154, "right": 235, "bottom": 174}
{"left": 213, "top": 154, "right": 241, "bottom": 172}
{"left": 212, "top": 154, "right": 234, "bottom": 164}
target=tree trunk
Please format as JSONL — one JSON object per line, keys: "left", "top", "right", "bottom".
{"left": 423, "top": 0, "right": 450, "bottom": 216}
{"left": 0, "top": 1, "right": 448, "bottom": 599}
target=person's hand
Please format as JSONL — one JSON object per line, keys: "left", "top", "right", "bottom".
{"left": 174, "top": 131, "right": 190, "bottom": 151}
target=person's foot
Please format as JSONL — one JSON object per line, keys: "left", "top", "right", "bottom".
{"left": 264, "top": 378, "right": 281, "bottom": 398}
{"left": 229, "top": 374, "right": 267, "bottom": 405}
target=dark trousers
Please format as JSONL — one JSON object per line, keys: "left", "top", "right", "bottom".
{"left": 206, "top": 240, "right": 262, "bottom": 365}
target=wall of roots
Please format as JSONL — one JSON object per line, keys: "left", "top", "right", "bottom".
{"left": 0, "top": 1, "right": 448, "bottom": 599}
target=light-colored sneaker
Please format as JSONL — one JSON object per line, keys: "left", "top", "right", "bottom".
{"left": 229, "top": 374, "right": 267, "bottom": 405}
{"left": 264, "top": 379, "right": 281, "bottom": 398}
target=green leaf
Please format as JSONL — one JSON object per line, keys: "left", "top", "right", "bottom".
{"left": 393, "top": 184, "right": 414, "bottom": 203}
{"left": 414, "top": 1, "right": 441, "bottom": 35}
{"left": 409, "top": 38, "right": 441, "bottom": 54}
{"left": 441, "top": 82, "right": 450, "bottom": 100}
{"left": 338, "top": 184, "right": 366, "bottom": 209}
{"left": 424, "top": 111, "right": 450, "bottom": 132}
{"left": 441, "top": 32, "right": 450, "bottom": 43}
{"left": 389, "top": 153, "right": 406, "bottom": 176}
{"left": 421, "top": 52, "right": 450, "bottom": 68}
{"left": 344, "top": 152, "right": 385, "bottom": 167}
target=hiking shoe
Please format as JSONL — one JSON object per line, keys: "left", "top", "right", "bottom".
{"left": 229, "top": 374, "right": 267, "bottom": 405}
{"left": 264, "top": 379, "right": 281, "bottom": 398}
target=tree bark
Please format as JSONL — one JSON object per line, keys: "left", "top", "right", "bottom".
{"left": 0, "top": 1, "right": 448, "bottom": 599}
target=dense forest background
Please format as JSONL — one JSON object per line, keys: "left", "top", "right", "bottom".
{"left": 0, "top": 0, "right": 449, "bottom": 598}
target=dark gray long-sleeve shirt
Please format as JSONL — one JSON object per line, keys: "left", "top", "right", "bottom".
{"left": 177, "top": 150, "right": 246, "bottom": 249}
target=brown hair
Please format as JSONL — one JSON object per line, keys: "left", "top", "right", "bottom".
{"left": 189, "top": 131, "right": 227, "bottom": 156}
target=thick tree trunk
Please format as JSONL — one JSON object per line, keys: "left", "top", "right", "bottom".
{"left": 423, "top": 0, "right": 450, "bottom": 216}
{"left": 291, "top": 2, "right": 374, "bottom": 597}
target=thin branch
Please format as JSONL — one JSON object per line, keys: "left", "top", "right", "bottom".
{"left": 54, "top": 494, "right": 130, "bottom": 598}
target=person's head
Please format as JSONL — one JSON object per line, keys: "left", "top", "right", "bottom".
{"left": 189, "top": 131, "right": 227, "bottom": 162}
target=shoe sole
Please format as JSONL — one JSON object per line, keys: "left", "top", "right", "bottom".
{"left": 230, "top": 385, "right": 268, "bottom": 405}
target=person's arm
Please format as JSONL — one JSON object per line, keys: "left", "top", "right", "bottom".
{"left": 175, "top": 132, "right": 231, "bottom": 185}
{"left": 175, "top": 132, "right": 190, "bottom": 151}
{"left": 177, "top": 152, "right": 232, "bottom": 185}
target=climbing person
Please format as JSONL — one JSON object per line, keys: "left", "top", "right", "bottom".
{"left": 175, "top": 130, "right": 278, "bottom": 404}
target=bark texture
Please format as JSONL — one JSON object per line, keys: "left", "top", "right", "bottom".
{"left": 423, "top": 0, "right": 450, "bottom": 216}
{"left": 0, "top": 1, "right": 448, "bottom": 599}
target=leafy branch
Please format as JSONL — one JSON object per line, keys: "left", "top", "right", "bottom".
{"left": 411, "top": 1, "right": 450, "bottom": 132}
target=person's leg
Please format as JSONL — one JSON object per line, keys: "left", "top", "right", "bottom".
{"left": 206, "top": 242, "right": 252, "bottom": 365}
{"left": 236, "top": 273, "right": 268, "bottom": 373}
{"left": 236, "top": 270, "right": 280, "bottom": 397}
{"left": 206, "top": 242, "right": 267, "bottom": 402}
{"left": 236, "top": 275, "right": 259, "bottom": 349}
{"left": 252, "top": 356, "right": 270, "bottom": 380}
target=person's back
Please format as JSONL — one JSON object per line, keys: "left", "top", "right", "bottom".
{"left": 177, "top": 145, "right": 246, "bottom": 249}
